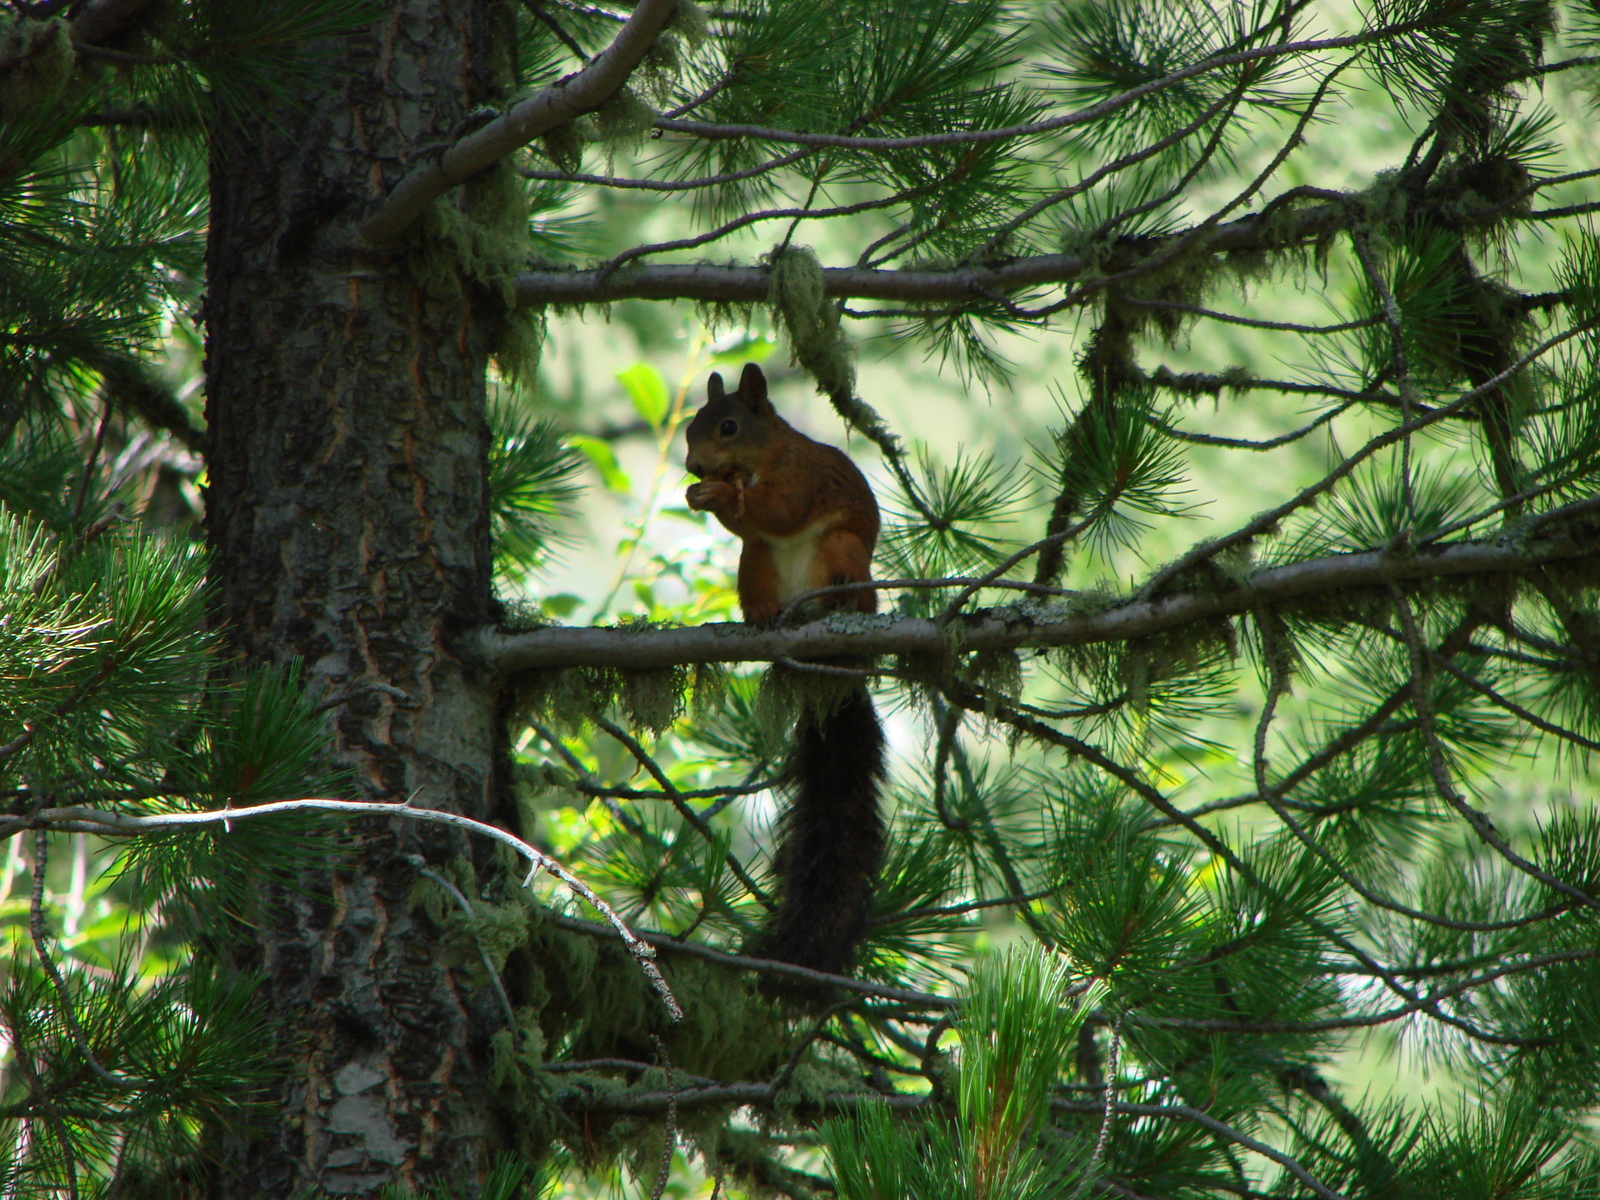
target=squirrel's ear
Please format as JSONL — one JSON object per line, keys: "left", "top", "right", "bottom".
{"left": 739, "top": 363, "right": 772, "bottom": 414}
{"left": 707, "top": 371, "right": 725, "bottom": 402}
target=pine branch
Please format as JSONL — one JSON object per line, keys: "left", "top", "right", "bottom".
{"left": 938, "top": 684, "right": 1530, "bottom": 1049}
{"left": 1134, "top": 316, "right": 1600, "bottom": 603}
{"left": 517, "top": 166, "right": 1596, "bottom": 309}
{"left": 471, "top": 534, "right": 1598, "bottom": 671}
{"left": 1392, "top": 592, "right": 1600, "bottom": 913}
{"left": 649, "top": 18, "right": 1448, "bottom": 154}
{"left": 1251, "top": 641, "right": 1569, "bottom": 934}
{"left": 556, "top": 1077, "right": 927, "bottom": 1115}
{"left": 410, "top": 858, "right": 519, "bottom": 1031}
{"left": 28, "top": 830, "right": 140, "bottom": 1092}
{"left": 563, "top": 1080, "right": 1352, "bottom": 1200}
{"left": 519, "top": 144, "right": 814, "bottom": 191}
{"left": 357, "top": 0, "right": 680, "bottom": 245}
{"left": 1426, "top": 651, "right": 1600, "bottom": 753}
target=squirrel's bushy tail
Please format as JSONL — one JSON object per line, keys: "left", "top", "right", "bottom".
{"left": 746, "top": 687, "right": 885, "bottom": 976}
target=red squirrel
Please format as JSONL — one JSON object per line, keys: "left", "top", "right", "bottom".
{"left": 685, "top": 362, "right": 885, "bottom": 975}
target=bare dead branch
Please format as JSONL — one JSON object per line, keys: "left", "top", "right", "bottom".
{"left": 13, "top": 798, "right": 684, "bottom": 1020}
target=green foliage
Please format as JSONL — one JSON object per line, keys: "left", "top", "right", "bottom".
{"left": 10, "top": 0, "right": 1600, "bottom": 1196}
{"left": 1039, "top": 384, "right": 1193, "bottom": 557}
{"left": 0, "top": 511, "right": 344, "bottom": 1195}
{"left": 820, "top": 949, "right": 1105, "bottom": 1200}
{"left": 490, "top": 400, "right": 585, "bottom": 583}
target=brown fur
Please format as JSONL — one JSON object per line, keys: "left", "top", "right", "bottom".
{"left": 685, "top": 364, "right": 885, "bottom": 974}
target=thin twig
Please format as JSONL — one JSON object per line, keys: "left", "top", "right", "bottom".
{"left": 1146, "top": 400, "right": 1357, "bottom": 451}
{"left": 930, "top": 704, "right": 968, "bottom": 833}
{"left": 1391, "top": 592, "right": 1600, "bottom": 912}
{"left": 1346, "top": 223, "right": 1414, "bottom": 523}
{"left": 1072, "top": 1007, "right": 1124, "bottom": 1200}
{"left": 940, "top": 683, "right": 1522, "bottom": 1047}
{"left": 648, "top": 1035, "right": 678, "bottom": 1200}
{"left": 520, "top": 0, "right": 586, "bottom": 60}
{"left": 599, "top": 180, "right": 945, "bottom": 275}
{"left": 1123, "top": 298, "right": 1379, "bottom": 334}
{"left": 0, "top": 653, "right": 121, "bottom": 768}
{"left": 520, "top": 144, "right": 812, "bottom": 191}
{"left": 546, "top": 911, "right": 958, "bottom": 1009}
{"left": 970, "top": 89, "right": 1239, "bottom": 260}
{"left": 593, "top": 716, "right": 771, "bottom": 906}
{"left": 1134, "top": 314, "right": 1600, "bottom": 602}
{"left": 1001, "top": 57, "right": 1353, "bottom": 324}
{"left": 937, "top": 501, "right": 1114, "bottom": 626}
{"left": 1051, "top": 1096, "right": 1350, "bottom": 1200}
{"left": 1250, "top": 628, "right": 1560, "bottom": 932}
{"left": 1427, "top": 652, "right": 1600, "bottom": 753}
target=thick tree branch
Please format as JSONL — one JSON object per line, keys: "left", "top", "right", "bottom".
{"left": 513, "top": 201, "right": 1347, "bottom": 305}
{"left": 471, "top": 533, "right": 1596, "bottom": 672}
{"left": 357, "top": 0, "right": 680, "bottom": 245}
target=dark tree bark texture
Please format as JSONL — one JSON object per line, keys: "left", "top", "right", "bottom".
{"left": 203, "top": 4, "right": 514, "bottom": 1194}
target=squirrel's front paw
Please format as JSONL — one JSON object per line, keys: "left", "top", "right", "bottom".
{"left": 686, "top": 479, "right": 736, "bottom": 511}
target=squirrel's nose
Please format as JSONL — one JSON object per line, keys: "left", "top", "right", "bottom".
{"left": 685, "top": 455, "right": 706, "bottom": 478}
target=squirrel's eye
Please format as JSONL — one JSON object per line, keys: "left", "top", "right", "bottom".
{"left": 719, "top": 419, "right": 738, "bottom": 436}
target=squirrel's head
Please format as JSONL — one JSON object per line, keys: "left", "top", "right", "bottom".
{"left": 684, "top": 362, "right": 780, "bottom": 479}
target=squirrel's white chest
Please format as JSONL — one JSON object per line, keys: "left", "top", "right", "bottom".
{"left": 763, "top": 519, "right": 832, "bottom": 603}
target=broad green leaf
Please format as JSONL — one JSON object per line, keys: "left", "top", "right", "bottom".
{"left": 541, "top": 593, "right": 582, "bottom": 618}
{"left": 567, "top": 434, "right": 632, "bottom": 493}
{"left": 616, "top": 361, "right": 671, "bottom": 427}
{"left": 709, "top": 332, "right": 778, "bottom": 366}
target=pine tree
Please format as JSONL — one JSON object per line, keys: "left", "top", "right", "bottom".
{"left": 3, "top": 1, "right": 1600, "bottom": 1198}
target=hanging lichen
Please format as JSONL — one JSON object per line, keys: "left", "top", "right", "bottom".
{"left": 0, "top": 16, "right": 72, "bottom": 122}
{"left": 594, "top": 87, "right": 657, "bottom": 168}
{"left": 408, "top": 157, "right": 546, "bottom": 379}
{"left": 765, "top": 244, "right": 901, "bottom": 449}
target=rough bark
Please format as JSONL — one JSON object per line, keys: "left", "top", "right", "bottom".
{"left": 203, "top": 3, "right": 514, "bottom": 1194}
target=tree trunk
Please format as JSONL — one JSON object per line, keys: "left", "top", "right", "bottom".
{"left": 202, "top": 4, "right": 513, "bottom": 1193}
